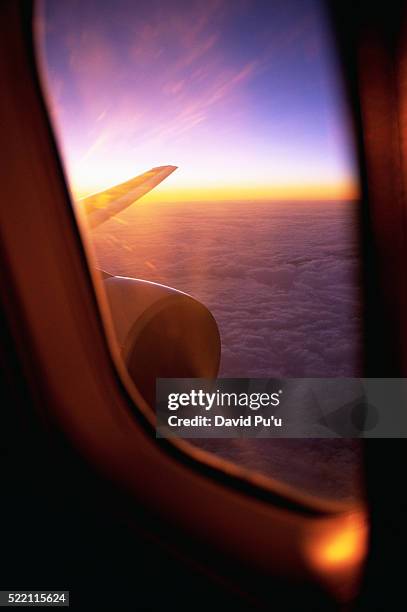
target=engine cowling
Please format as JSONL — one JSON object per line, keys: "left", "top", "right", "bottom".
{"left": 103, "top": 275, "right": 221, "bottom": 407}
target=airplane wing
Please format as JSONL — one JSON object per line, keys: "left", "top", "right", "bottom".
{"left": 79, "top": 165, "right": 177, "bottom": 228}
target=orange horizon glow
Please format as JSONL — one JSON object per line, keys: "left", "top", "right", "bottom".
{"left": 73, "top": 175, "right": 359, "bottom": 203}
{"left": 149, "top": 183, "right": 359, "bottom": 202}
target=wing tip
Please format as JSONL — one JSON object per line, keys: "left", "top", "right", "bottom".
{"left": 152, "top": 164, "right": 178, "bottom": 172}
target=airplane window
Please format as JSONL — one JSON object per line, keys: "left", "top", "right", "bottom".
{"left": 36, "top": 0, "right": 364, "bottom": 503}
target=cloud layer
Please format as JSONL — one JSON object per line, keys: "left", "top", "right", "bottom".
{"left": 94, "top": 199, "right": 362, "bottom": 377}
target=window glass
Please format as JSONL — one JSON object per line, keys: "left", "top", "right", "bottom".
{"left": 36, "top": 0, "right": 363, "bottom": 502}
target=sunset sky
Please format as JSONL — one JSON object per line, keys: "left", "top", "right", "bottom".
{"left": 39, "top": 0, "right": 358, "bottom": 201}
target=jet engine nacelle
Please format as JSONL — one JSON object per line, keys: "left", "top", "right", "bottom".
{"left": 103, "top": 275, "right": 221, "bottom": 407}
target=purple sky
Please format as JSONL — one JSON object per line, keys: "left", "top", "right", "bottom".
{"left": 38, "top": 0, "right": 358, "bottom": 200}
